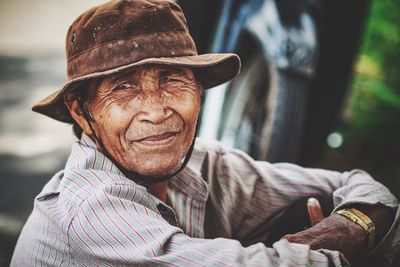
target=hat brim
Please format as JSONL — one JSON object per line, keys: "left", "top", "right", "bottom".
{"left": 32, "top": 53, "right": 241, "bottom": 123}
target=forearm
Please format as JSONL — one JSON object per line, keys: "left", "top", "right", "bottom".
{"left": 283, "top": 203, "right": 397, "bottom": 261}
{"left": 162, "top": 234, "right": 349, "bottom": 267}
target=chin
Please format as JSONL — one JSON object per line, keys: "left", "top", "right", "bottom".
{"left": 129, "top": 158, "right": 182, "bottom": 177}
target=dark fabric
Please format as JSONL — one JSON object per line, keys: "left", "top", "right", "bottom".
{"left": 264, "top": 195, "right": 334, "bottom": 246}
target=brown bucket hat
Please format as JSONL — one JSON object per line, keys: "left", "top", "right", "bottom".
{"left": 32, "top": 0, "right": 241, "bottom": 123}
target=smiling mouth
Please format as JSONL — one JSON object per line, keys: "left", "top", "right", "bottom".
{"left": 135, "top": 132, "right": 178, "bottom": 146}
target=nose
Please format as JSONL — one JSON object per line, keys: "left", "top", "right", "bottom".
{"left": 136, "top": 95, "right": 174, "bottom": 124}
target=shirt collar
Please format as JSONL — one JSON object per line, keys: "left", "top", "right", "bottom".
{"left": 168, "top": 139, "right": 209, "bottom": 202}
{"left": 65, "top": 133, "right": 124, "bottom": 177}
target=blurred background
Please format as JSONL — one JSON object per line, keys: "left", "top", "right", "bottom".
{"left": 0, "top": 0, "right": 399, "bottom": 266}
{"left": 0, "top": 1, "right": 107, "bottom": 265}
{"left": 311, "top": 0, "right": 400, "bottom": 197}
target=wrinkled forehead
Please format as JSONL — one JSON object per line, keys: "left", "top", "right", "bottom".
{"left": 98, "top": 64, "right": 193, "bottom": 84}
{"left": 79, "top": 64, "right": 196, "bottom": 97}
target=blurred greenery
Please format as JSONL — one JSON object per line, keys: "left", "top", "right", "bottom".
{"left": 361, "top": 0, "right": 400, "bottom": 92}
{"left": 348, "top": 0, "right": 400, "bottom": 197}
{"left": 317, "top": 0, "right": 400, "bottom": 198}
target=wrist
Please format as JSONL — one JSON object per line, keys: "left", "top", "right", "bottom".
{"left": 334, "top": 208, "right": 375, "bottom": 250}
{"left": 344, "top": 204, "right": 395, "bottom": 250}
{"left": 331, "top": 213, "right": 369, "bottom": 257}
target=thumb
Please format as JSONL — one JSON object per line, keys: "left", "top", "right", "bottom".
{"left": 307, "top": 197, "right": 325, "bottom": 226}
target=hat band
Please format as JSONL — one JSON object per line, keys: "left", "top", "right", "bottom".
{"left": 67, "top": 30, "right": 197, "bottom": 80}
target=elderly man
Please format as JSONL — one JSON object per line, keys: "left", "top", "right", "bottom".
{"left": 11, "top": 0, "right": 399, "bottom": 266}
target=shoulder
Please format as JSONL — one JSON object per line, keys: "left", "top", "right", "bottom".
{"left": 194, "top": 137, "right": 256, "bottom": 165}
{"left": 58, "top": 167, "right": 156, "bottom": 222}
{"left": 70, "top": 180, "right": 158, "bottom": 221}
{"left": 191, "top": 138, "right": 259, "bottom": 183}
{"left": 62, "top": 168, "right": 135, "bottom": 198}
{"left": 194, "top": 137, "right": 226, "bottom": 153}
{"left": 194, "top": 137, "right": 247, "bottom": 160}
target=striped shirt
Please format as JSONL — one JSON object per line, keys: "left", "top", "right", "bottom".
{"left": 11, "top": 134, "right": 400, "bottom": 266}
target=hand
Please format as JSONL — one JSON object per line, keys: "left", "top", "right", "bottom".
{"left": 282, "top": 198, "right": 368, "bottom": 259}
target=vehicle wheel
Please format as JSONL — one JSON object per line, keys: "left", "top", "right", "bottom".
{"left": 219, "top": 55, "right": 309, "bottom": 163}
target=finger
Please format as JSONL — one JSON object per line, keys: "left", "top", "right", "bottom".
{"left": 307, "top": 197, "right": 324, "bottom": 226}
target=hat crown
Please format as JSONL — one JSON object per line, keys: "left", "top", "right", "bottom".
{"left": 66, "top": 0, "right": 197, "bottom": 80}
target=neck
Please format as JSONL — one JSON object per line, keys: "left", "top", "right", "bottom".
{"left": 148, "top": 181, "right": 168, "bottom": 203}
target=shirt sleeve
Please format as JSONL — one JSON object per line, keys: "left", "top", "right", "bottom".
{"left": 206, "top": 143, "right": 400, "bottom": 261}
{"left": 67, "top": 184, "right": 350, "bottom": 266}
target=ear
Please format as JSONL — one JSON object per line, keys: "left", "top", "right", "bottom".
{"left": 64, "top": 92, "right": 94, "bottom": 137}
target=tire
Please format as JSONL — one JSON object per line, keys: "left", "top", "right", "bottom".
{"left": 219, "top": 54, "right": 309, "bottom": 163}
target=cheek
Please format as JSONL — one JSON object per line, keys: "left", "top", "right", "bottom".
{"left": 106, "top": 105, "right": 129, "bottom": 122}
{"left": 174, "top": 95, "right": 201, "bottom": 142}
{"left": 180, "top": 95, "right": 201, "bottom": 126}
{"left": 96, "top": 103, "right": 134, "bottom": 138}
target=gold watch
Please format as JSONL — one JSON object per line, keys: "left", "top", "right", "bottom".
{"left": 334, "top": 208, "right": 376, "bottom": 250}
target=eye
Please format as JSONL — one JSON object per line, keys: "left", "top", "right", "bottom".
{"left": 160, "top": 76, "right": 173, "bottom": 85}
{"left": 114, "top": 82, "right": 138, "bottom": 91}
{"left": 159, "top": 72, "right": 186, "bottom": 87}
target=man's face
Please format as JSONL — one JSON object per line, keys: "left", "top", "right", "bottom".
{"left": 84, "top": 65, "right": 202, "bottom": 177}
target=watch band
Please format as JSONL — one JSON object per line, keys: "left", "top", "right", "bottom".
{"left": 334, "top": 208, "right": 376, "bottom": 250}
